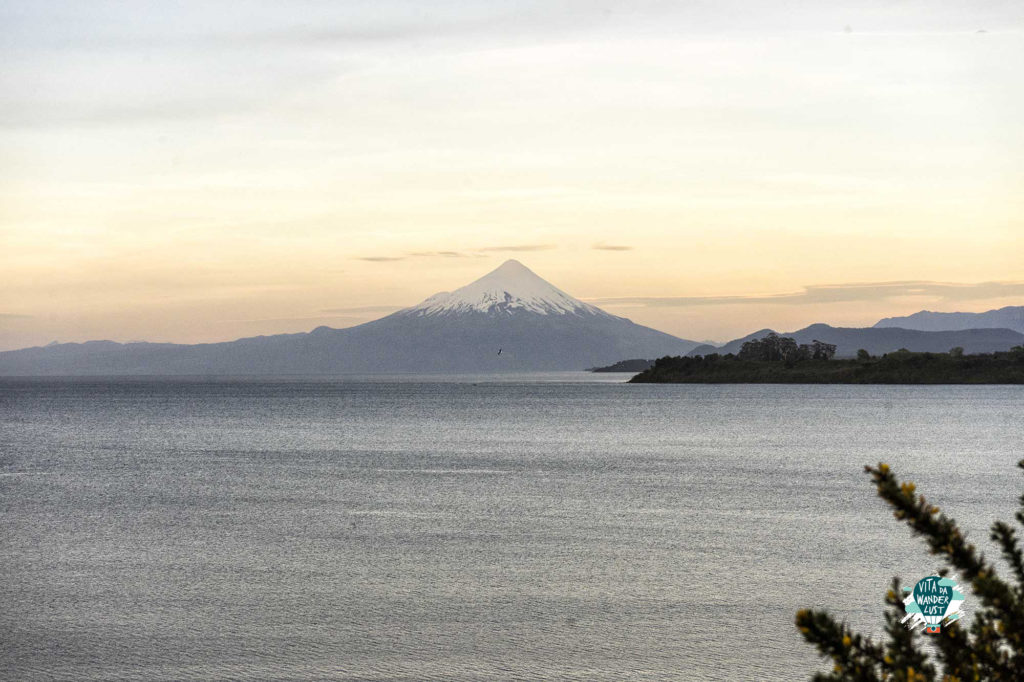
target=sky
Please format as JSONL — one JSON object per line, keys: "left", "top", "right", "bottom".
{"left": 1, "top": 1, "right": 1022, "bottom": 350}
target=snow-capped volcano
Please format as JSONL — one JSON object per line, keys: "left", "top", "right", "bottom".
{"left": 400, "top": 259, "right": 605, "bottom": 317}
{"left": 0, "top": 260, "right": 703, "bottom": 374}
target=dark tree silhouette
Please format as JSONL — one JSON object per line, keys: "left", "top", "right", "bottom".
{"left": 797, "top": 461, "right": 1024, "bottom": 680}
{"left": 740, "top": 333, "right": 803, "bottom": 362}
{"left": 810, "top": 340, "right": 837, "bottom": 360}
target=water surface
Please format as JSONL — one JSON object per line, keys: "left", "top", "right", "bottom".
{"left": 1, "top": 377, "right": 1020, "bottom": 680}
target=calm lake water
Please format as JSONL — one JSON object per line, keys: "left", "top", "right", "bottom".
{"left": 1, "top": 376, "right": 1021, "bottom": 680}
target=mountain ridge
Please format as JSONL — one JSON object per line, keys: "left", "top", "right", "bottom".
{"left": 874, "top": 305, "right": 1024, "bottom": 334}
{"left": 0, "top": 260, "right": 701, "bottom": 375}
{"left": 686, "top": 323, "right": 1023, "bottom": 358}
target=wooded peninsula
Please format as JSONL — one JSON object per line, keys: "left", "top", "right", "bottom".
{"left": 629, "top": 333, "right": 1024, "bottom": 384}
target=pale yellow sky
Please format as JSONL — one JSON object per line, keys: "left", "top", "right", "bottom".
{"left": 1, "top": 2, "right": 1022, "bottom": 350}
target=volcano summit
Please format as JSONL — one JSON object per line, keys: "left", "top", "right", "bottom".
{"left": 0, "top": 260, "right": 700, "bottom": 375}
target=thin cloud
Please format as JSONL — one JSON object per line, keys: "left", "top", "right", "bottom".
{"left": 224, "top": 18, "right": 508, "bottom": 49}
{"left": 321, "top": 305, "right": 404, "bottom": 314}
{"left": 588, "top": 280, "right": 1024, "bottom": 308}
{"left": 592, "top": 243, "right": 633, "bottom": 251}
{"left": 478, "top": 244, "right": 556, "bottom": 252}
{"left": 20, "top": 7, "right": 596, "bottom": 52}
{"left": 223, "top": 315, "right": 363, "bottom": 324}
{"left": 0, "top": 64, "right": 348, "bottom": 131}
{"left": 410, "top": 251, "right": 471, "bottom": 258}
{"left": 359, "top": 251, "right": 480, "bottom": 261}
{"left": 365, "top": 244, "right": 557, "bottom": 260}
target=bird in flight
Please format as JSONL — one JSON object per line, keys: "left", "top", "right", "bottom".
{"left": 497, "top": 348, "right": 502, "bottom": 355}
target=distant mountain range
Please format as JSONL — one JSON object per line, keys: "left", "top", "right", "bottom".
{"left": 874, "top": 306, "right": 1024, "bottom": 334}
{"left": 0, "top": 260, "right": 701, "bottom": 375}
{"left": 5, "top": 266, "right": 1021, "bottom": 375}
{"left": 688, "top": 323, "right": 1024, "bottom": 358}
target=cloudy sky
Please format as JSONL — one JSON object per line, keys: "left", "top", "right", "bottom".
{"left": 1, "top": 1, "right": 1021, "bottom": 349}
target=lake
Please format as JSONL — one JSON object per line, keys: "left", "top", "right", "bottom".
{"left": 1, "top": 376, "right": 1021, "bottom": 680}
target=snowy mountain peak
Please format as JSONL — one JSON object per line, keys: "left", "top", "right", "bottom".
{"left": 400, "top": 259, "right": 606, "bottom": 317}
{"left": 487, "top": 258, "right": 534, "bottom": 277}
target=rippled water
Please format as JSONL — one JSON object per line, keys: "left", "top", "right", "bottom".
{"left": 1, "top": 376, "right": 1021, "bottom": 680}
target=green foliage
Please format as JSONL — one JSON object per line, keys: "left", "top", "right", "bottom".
{"left": 858, "top": 349, "right": 872, "bottom": 362}
{"left": 796, "top": 461, "right": 1024, "bottom": 681}
{"left": 630, "top": 348, "right": 1024, "bottom": 384}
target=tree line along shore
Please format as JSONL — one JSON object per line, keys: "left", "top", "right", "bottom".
{"left": 628, "top": 333, "right": 1024, "bottom": 384}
